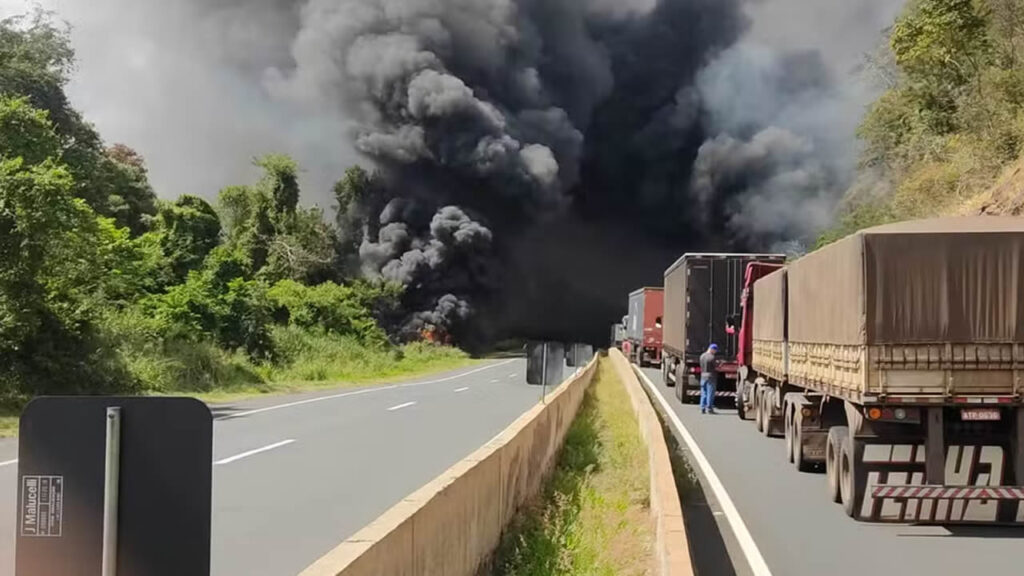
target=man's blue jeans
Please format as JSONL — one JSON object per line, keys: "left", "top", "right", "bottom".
{"left": 699, "top": 375, "right": 716, "bottom": 412}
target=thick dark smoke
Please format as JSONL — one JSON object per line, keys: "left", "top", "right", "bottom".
{"left": 22, "top": 0, "right": 904, "bottom": 345}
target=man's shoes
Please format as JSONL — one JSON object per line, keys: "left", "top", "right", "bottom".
{"left": 700, "top": 409, "right": 706, "bottom": 414}
{"left": 707, "top": 409, "right": 716, "bottom": 415}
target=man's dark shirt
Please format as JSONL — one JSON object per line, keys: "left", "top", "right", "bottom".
{"left": 699, "top": 351, "right": 718, "bottom": 378}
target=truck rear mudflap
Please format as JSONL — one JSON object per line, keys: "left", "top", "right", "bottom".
{"left": 866, "top": 483, "right": 1024, "bottom": 524}
{"left": 854, "top": 443, "right": 1024, "bottom": 523}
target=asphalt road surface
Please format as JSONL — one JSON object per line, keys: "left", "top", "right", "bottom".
{"left": 0, "top": 358, "right": 558, "bottom": 575}
{"left": 638, "top": 367, "right": 1024, "bottom": 576}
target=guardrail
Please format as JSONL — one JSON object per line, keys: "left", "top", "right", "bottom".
{"left": 300, "top": 356, "right": 598, "bottom": 576}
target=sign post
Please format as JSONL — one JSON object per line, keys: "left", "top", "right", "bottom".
{"left": 101, "top": 407, "right": 121, "bottom": 576}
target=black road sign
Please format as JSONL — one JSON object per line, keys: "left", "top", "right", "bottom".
{"left": 16, "top": 397, "right": 212, "bottom": 576}
{"left": 527, "top": 341, "right": 565, "bottom": 387}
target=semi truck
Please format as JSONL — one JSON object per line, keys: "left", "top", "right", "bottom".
{"left": 624, "top": 287, "right": 663, "bottom": 367}
{"left": 610, "top": 320, "right": 626, "bottom": 349}
{"left": 661, "top": 253, "right": 784, "bottom": 405}
{"left": 740, "top": 217, "right": 1024, "bottom": 523}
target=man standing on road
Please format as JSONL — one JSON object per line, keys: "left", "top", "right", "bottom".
{"left": 699, "top": 344, "right": 720, "bottom": 414}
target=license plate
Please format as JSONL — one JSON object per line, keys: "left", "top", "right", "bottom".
{"left": 724, "top": 372, "right": 737, "bottom": 379}
{"left": 961, "top": 408, "right": 1001, "bottom": 421}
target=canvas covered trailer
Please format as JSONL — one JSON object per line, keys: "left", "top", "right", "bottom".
{"left": 744, "top": 216, "right": 1024, "bottom": 524}
{"left": 753, "top": 216, "right": 1024, "bottom": 403}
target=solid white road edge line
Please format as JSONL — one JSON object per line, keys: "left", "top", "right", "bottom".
{"left": 634, "top": 368, "right": 774, "bottom": 576}
{"left": 454, "top": 387, "right": 470, "bottom": 393}
{"left": 387, "top": 401, "right": 417, "bottom": 412}
{"left": 0, "top": 459, "right": 17, "bottom": 468}
{"left": 214, "top": 439, "right": 295, "bottom": 465}
{"left": 221, "top": 358, "right": 517, "bottom": 420}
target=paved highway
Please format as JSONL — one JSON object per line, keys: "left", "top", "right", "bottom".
{"left": 638, "top": 367, "right": 1024, "bottom": 576}
{"left": 0, "top": 358, "right": 556, "bottom": 575}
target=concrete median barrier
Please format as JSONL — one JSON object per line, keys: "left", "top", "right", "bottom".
{"left": 608, "top": 348, "right": 694, "bottom": 576}
{"left": 300, "top": 358, "right": 598, "bottom": 576}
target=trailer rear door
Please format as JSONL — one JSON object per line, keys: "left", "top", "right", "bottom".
{"left": 685, "top": 259, "right": 711, "bottom": 362}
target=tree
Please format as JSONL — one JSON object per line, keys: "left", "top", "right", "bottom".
{"left": 150, "top": 247, "right": 274, "bottom": 360}
{"left": 262, "top": 206, "right": 338, "bottom": 284}
{"left": 0, "top": 96, "right": 60, "bottom": 164}
{"left": 0, "top": 97, "right": 135, "bottom": 394}
{"left": 255, "top": 154, "right": 300, "bottom": 218}
{"left": 218, "top": 184, "right": 274, "bottom": 271}
{"left": 91, "top": 145, "right": 159, "bottom": 235}
{"left": 0, "top": 12, "right": 157, "bottom": 234}
{"left": 333, "top": 165, "right": 385, "bottom": 269}
{"left": 155, "top": 195, "right": 222, "bottom": 283}
{"left": 890, "top": 0, "right": 992, "bottom": 132}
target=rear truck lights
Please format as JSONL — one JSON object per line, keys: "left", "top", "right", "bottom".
{"left": 801, "top": 407, "right": 813, "bottom": 418}
{"left": 863, "top": 406, "right": 917, "bottom": 422}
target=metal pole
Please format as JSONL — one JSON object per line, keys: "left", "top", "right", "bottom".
{"left": 102, "top": 407, "right": 122, "bottom": 576}
{"left": 541, "top": 343, "right": 548, "bottom": 404}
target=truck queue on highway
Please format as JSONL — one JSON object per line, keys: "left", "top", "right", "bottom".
{"left": 618, "top": 216, "right": 1024, "bottom": 524}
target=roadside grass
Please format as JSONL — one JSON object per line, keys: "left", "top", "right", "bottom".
{"left": 0, "top": 397, "right": 20, "bottom": 438}
{"left": 0, "top": 331, "right": 478, "bottom": 437}
{"left": 491, "top": 357, "right": 652, "bottom": 576}
{"left": 192, "top": 339, "right": 477, "bottom": 404}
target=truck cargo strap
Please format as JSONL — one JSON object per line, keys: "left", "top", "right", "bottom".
{"left": 871, "top": 485, "right": 1024, "bottom": 500}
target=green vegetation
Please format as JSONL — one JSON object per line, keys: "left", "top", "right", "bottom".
{"left": 820, "top": 0, "right": 1024, "bottom": 244}
{"left": 492, "top": 358, "right": 652, "bottom": 576}
{"left": 0, "top": 11, "right": 470, "bottom": 432}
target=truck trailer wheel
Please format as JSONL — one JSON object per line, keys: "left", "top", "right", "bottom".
{"left": 674, "top": 364, "right": 684, "bottom": 402}
{"left": 784, "top": 401, "right": 795, "bottom": 463}
{"left": 793, "top": 411, "right": 813, "bottom": 472}
{"left": 757, "top": 389, "right": 770, "bottom": 434}
{"left": 826, "top": 426, "right": 847, "bottom": 504}
{"left": 736, "top": 381, "right": 748, "bottom": 420}
{"left": 663, "top": 361, "right": 674, "bottom": 387}
{"left": 753, "top": 386, "right": 764, "bottom": 432}
{"left": 839, "top": 430, "right": 867, "bottom": 518}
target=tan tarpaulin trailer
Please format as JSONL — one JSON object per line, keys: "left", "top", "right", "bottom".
{"left": 755, "top": 215, "right": 1024, "bottom": 402}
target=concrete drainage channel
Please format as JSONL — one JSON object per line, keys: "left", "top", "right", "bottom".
{"left": 631, "top": 364, "right": 759, "bottom": 576}
{"left": 300, "top": 351, "right": 699, "bottom": 576}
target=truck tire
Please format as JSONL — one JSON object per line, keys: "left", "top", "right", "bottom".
{"left": 674, "top": 364, "right": 684, "bottom": 402}
{"left": 760, "top": 390, "right": 774, "bottom": 437}
{"left": 736, "top": 380, "right": 747, "bottom": 420}
{"left": 784, "top": 401, "right": 795, "bottom": 463}
{"left": 826, "top": 426, "right": 846, "bottom": 504}
{"left": 793, "top": 411, "right": 813, "bottom": 472}
{"left": 663, "top": 361, "right": 674, "bottom": 387}
{"left": 753, "top": 386, "right": 764, "bottom": 432}
{"left": 839, "top": 430, "right": 867, "bottom": 518}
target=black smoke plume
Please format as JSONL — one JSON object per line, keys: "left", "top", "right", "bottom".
{"left": 34, "top": 0, "right": 903, "bottom": 345}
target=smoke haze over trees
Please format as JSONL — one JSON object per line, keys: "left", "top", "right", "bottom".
{"left": 1, "top": 0, "right": 904, "bottom": 344}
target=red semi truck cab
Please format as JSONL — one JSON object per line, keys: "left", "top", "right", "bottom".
{"left": 735, "top": 261, "right": 785, "bottom": 416}
{"left": 625, "top": 287, "right": 663, "bottom": 367}
{"left": 737, "top": 261, "right": 786, "bottom": 369}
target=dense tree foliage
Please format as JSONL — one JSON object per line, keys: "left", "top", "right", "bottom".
{"left": 0, "top": 13, "right": 412, "bottom": 398}
{"left": 826, "top": 0, "right": 1024, "bottom": 242}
